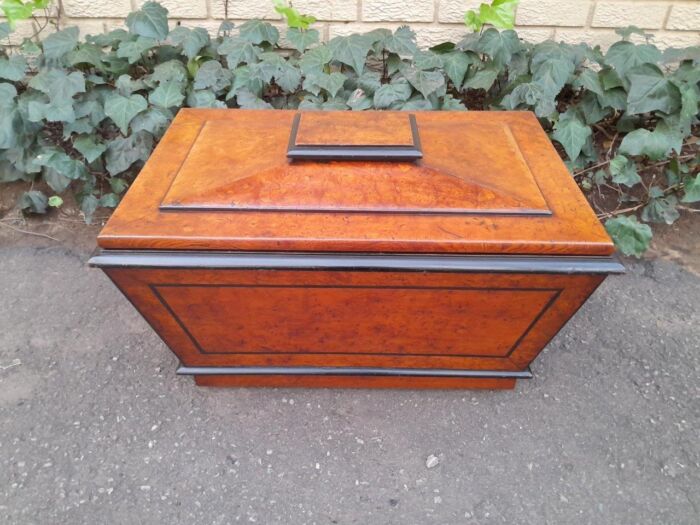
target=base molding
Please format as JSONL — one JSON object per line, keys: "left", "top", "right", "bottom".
{"left": 179, "top": 365, "right": 530, "bottom": 389}
{"left": 194, "top": 375, "right": 516, "bottom": 389}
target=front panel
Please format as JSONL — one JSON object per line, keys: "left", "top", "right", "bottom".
{"left": 101, "top": 257, "right": 608, "bottom": 377}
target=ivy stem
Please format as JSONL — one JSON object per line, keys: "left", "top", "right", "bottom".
{"left": 574, "top": 150, "right": 696, "bottom": 179}
{"left": 0, "top": 221, "right": 60, "bottom": 241}
{"left": 596, "top": 182, "right": 685, "bottom": 219}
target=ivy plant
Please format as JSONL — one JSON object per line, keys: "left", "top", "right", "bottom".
{"left": 0, "top": 1, "right": 698, "bottom": 257}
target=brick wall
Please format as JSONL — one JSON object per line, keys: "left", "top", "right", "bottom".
{"left": 6, "top": 0, "right": 700, "bottom": 49}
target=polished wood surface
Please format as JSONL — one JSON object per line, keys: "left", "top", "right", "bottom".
{"left": 294, "top": 111, "right": 415, "bottom": 146}
{"left": 98, "top": 109, "right": 614, "bottom": 255}
{"left": 194, "top": 374, "right": 516, "bottom": 389}
{"left": 104, "top": 267, "right": 604, "bottom": 372}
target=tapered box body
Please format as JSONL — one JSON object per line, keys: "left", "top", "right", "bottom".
{"left": 91, "top": 110, "right": 623, "bottom": 389}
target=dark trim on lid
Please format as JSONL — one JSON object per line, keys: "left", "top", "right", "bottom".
{"left": 88, "top": 250, "right": 625, "bottom": 274}
{"left": 287, "top": 113, "right": 423, "bottom": 161}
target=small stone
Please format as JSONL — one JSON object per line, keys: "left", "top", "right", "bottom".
{"left": 425, "top": 454, "right": 440, "bottom": 469}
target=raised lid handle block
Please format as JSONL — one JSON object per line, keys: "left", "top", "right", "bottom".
{"left": 287, "top": 111, "right": 422, "bottom": 161}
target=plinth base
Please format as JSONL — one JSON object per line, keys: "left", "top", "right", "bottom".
{"left": 180, "top": 366, "right": 532, "bottom": 390}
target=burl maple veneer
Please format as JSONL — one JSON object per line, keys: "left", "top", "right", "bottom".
{"left": 90, "top": 109, "right": 623, "bottom": 389}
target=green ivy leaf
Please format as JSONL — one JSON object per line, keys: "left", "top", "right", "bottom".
{"left": 0, "top": 21, "right": 11, "bottom": 39}
{"left": 35, "top": 149, "right": 87, "bottom": 182}
{"left": 477, "top": 29, "right": 521, "bottom": 68}
{"left": 0, "top": 54, "right": 27, "bottom": 81}
{"left": 328, "top": 34, "right": 374, "bottom": 75}
{"left": 68, "top": 43, "right": 105, "bottom": 69}
{"left": 574, "top": 69, "right": 605, "bottom": 96}
{"left": 130, "top": 106, "right": 172, "bottom": 137}
{"left": 346, "top": 88, "right": 373, "bottom": 111}
{"left": 187, "top": 89, "right": 226, "bottom": 108}
{"left": 605, "top": 41, "right": 661, "bottom": 76}
{"left": 48, "top": 195, "right": 64, "bottom": 207}
{"left": 73, "top": 135, "right": 107, "bottom": 163}
{"left": 104, "top": 93, "right": 148, "bottom": 135}
{"left": 117, "top": 36, "right": 156, "bottom": 64}
{"left": 105, "top": 131, "right": 154, "bottom": 176}
{"left": 151, "top": 59, "right": 189, "bottom": 84}
{"left": 99, "top": 193, "right": 120, "bottom": 208}
{"left": 218, "top": 36, "right": 260, "bottom": 68}
{"left": 605, "top": 215, "right": 652, "bottom": 258}
{"left": 373, "top": 79, "right": 412, "bottom": 109}
{"left": 463, "top": 67, "right": 497, "bottom": 91}
{"left": 357, "top": 71, "right": 382, "bottom": 95}
{"left": 126, "top": 1, "right": 169, "bottom": 41}
{"left": 236, "top": 88, "right": 273, "bottom": 109}
{"left": 403, "top": 66, "right": 445, "bottom": 99}
{"left": 193, "top": 60, "right": 232, "bottom": 91}
{"left": 114, "top": 73, "right": 146, "bottom": 96}
{"left": 169, "top": 26, "right": 210, "bottom": 59}
{"left": 441, "top": 51, "right": 472, "bottom": 87}
{"left": 615, "top": 25, "right": 649, "bottom": 41}
{"left": 109, "top": 177, "right": 129, "bottom": 194}
{"left": 609, "top": 154, "right": 641, "bottom": 187}
{"left": 274, "top": 0, "right": 316, "bottom": 30}
{"left": 618, "top": 122, "right": 682, "bottom": 161}
{"left": 413, "top": 50, "right": 443, "bottom": 70}
{"left": 27, "top": 99, "right": 76, "bottom": 123}
{"left": 474, "top": 0, "right": 518, "bottom": 30}
{"left": 239, "top": 20, "right": 279, "bottom": 46}
{"left": 682, "top": 175, "right": 700, "bottom": 203}
{"left": 401, "top": 96, "right": 434, "bottom": 111}
{"left": 19, "top": 190, "right": 48, "bottom": 214}
{"left": 578, "top": 92, "right": 609, "bottom": 125}
{"left": 642, "top": 191, "right": 679, "bottom": 225}
{"left": 626, "top": 64, "right": 681, "bottom": 115}
{"left": 274, "top": 61, "right": 301, "bottom": 92}
{"left": 80, "top": 194, "right": 99, "bottom": 223}
{"left": 383, "top": 26, "right": 418, "bottom": 56}
{"left": 441, "top": 94, "right": 467, "bottom": 111}
{"left": 532, "top": 58, "right": 574, "bottom": 97}
{"left": 42, "top": 26, "right": 79, "bottom": 60}
{"left": 302, "top": 71, "right": 346, "bottom": 97}
{"left": 678, "top": 84, "right": 699, "bottom": 134}
{"left": 43, "top": 169, "right": 72, "bottom": 193}
{"left": 552, "top": 111, "right": 592, "bottom": 162}
{"left": 286, "top": 27, "right": 319, "bottom": 53}
{"left": 597, "top": 86, "right": 627, "bottom": 111}
{"left": 299, "top": 44, "right": 332, "bottom": 73}
{"left": 28, "top": 69, "right": 86, "bottom": 109}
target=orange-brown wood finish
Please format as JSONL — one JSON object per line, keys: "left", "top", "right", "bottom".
{"left": 104, "top": 267, "right": 604, "bottom": 372}
{"left": 97, "top": 109, "right": 615, "bottom": 255}
{"left": 93, "top": 109, "right": 621, "bottom": 389}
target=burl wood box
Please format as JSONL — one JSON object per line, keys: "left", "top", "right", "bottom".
{"left": 90, "top": 109, "right": 623, "bottom": 390}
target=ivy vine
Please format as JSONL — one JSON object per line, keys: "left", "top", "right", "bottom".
{"left": 0, "top": 1, "right": 698, "bottom": 256}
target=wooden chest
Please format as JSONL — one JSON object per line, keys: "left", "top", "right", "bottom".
{"left": 90, "top": 109, "right": 623, "bottom": 389}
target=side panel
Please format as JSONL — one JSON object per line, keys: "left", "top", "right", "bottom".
{"left": 104, "top": 267, "right": 605, "bottom": 372}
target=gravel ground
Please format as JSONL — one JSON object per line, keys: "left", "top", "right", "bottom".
{"left": 0, "top": 244, "right": 698, "bottom": 524}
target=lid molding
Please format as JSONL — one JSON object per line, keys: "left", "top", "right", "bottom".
{"left": 286, "top": 112, "right": 423, "bottom": 161}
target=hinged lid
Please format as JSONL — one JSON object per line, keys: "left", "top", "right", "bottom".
{"left": 98, "top": 109, "right": 614, "bottom": 256}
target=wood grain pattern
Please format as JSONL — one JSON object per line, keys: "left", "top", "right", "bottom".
{"left": 98, "top": 109, "right": 615, "bottom": 255}
{"left": 294, "top": 111, "right": 415, "bottom": 146}
{"left": 104, "top": 267, "right": 604, "bottom": 373}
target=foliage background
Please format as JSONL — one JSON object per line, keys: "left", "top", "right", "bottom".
{"left": 0, "top": 1, "right": 698, "bottom": 256}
